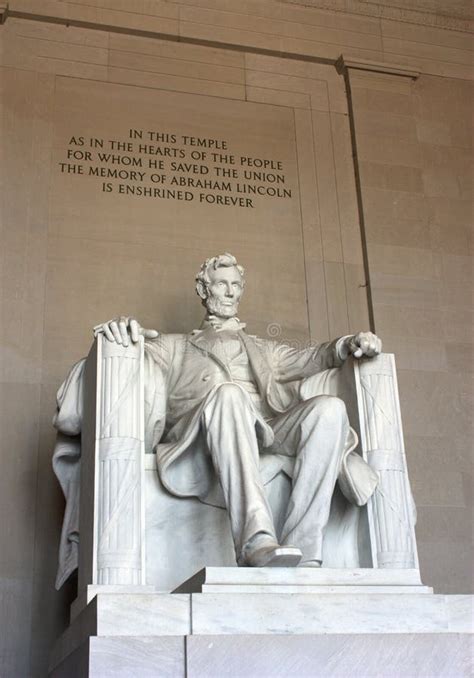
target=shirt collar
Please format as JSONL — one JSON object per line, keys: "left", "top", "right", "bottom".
{"left": 193, "top": 315, "right": 247, "bottom": 334}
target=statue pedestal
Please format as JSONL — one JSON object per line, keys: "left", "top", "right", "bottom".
{"left": 172, "top": 566, "right": 432, "bottom": 594}
{"left": 49, "top": 569, "right": 473, "bottom": 677}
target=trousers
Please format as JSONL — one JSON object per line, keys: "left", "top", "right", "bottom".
{"left": 201, "top": 382, "right": 350, "bottom": 563}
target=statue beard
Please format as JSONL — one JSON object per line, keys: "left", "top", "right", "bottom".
{"left": 205, "top": 295, "right": 239, "bottom": 319}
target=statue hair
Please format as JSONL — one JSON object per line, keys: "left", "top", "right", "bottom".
{"left": 195, "top": 253, "right": 245, "bottom": 302}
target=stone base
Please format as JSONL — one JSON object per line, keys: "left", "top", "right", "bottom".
{"left": 51, "top": 633, "right": 472, "bottom": 678}
{"left": 70, "top": 584, "right": 158, "bottom": 621}
{"left": 51, "top": 636, "right": 185, "bottom": 678}
{"left": 50, "top": 569, "right": 474, "bottom": 677}
{"left": 172, "top": 566, "right": 432, "bottom": 594}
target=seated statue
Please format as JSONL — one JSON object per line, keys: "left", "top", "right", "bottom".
{"left": 74, "top": 255, "right": 378, "bottom": 561}
{"left": 53, "top": 252, "right": 383, "bottom": 586}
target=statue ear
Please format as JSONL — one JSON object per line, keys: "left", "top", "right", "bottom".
{"left": 196, "top": 280, "right": 207, "bottom": 300}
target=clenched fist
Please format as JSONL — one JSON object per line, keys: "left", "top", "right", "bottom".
{"left": 341, "top": 332, "right": 382, "bottom": 360}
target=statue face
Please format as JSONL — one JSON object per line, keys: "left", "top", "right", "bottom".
{"left": 205, "top": 265, "right": 244, "bottom": 318}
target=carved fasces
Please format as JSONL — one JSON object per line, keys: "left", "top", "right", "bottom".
{"left": 93, "top": 335, "right": 146, "bottom": 585}
{"left": 354, "top": 354, "right": 418, "bottom": 569}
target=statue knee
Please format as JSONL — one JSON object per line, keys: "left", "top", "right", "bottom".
{"left": 213, "top": 382, "right": 248, "bottom": 405}
{"left": 307, "top": 395, "right": 348, "bottom": 424}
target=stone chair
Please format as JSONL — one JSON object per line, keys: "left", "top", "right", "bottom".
{"left": 69, "top": 334, "right": 422, "bottom": 612}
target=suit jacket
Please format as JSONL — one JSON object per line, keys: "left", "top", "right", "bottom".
{"left": 143, "top": 329, "right": 377, "bottom": 508}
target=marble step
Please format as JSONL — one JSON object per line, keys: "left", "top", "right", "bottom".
{"left": 172, "top": 566, "right": 429, "bottom": 593}
{"left": 71, "top": 568, "right": 431, "bottom": 621}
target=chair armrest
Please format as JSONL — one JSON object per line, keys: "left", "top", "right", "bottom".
{"left": 302, "top": 354, "right": 419, "bottom": 570}
{"left": 349, "top": 354, "right": 419, "bottom": 570}
{"left": 79, "top": 334, "right": 146, "bottom": 590}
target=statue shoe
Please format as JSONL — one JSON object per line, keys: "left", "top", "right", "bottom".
{"left": 244, "top": 542, "right": 303, "bottom": 567}
{"left": 298, "top": 559, "right": 322, "bottom": 568}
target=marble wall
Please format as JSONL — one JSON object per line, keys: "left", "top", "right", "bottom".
{"left": 0, "top": 1, "right": 472, "bottom": 676}
{"left": 348, "top": 68, "right": 473, "bottom": 594}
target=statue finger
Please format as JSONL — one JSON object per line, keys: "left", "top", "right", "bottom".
{"left": 350, "top": 335, "right": 360, "bottom": 353}
{"left": 103, "top": 324, "right": 115, "bottom": 342}
{"left": 371, "top": 337, "right": 381, "bottom": 355}
{"left": 118, "top": 318, "right": 129, "bottom": 347}
{"left": 109, "top": 321, "right": 122, "bottom": 345}
{"left": 129, "top": 318, "right": 140, "bottom": 343}
{"left": 353, "top": 347, "right": 363, "bottom": 358}
{"left": 360, "top": 336, "right": 370, "bottom": 353}
{"left": 141, "top": 328, "right": 159, "bottom": 339}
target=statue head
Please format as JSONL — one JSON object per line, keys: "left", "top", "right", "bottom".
{"left": 195, "top": 253, "right": 245, "bottom": 319}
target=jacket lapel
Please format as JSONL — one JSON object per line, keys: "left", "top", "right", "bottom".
{"left": 239, "top": 331, "right": 293, "bottom": 415}
{"left": 188, "top": 328, "right": 231, "bottom": 375}
{"left": 238, "top": 331, "right": 273, "bottom": 400}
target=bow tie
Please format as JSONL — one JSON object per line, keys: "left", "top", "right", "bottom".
{"left": 198, "top": 316, "right": 247, "bottom": 333}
